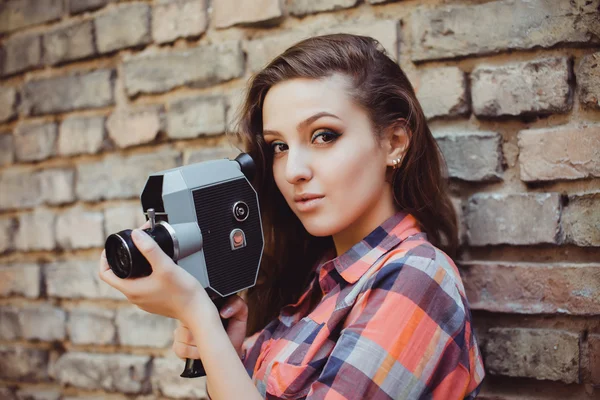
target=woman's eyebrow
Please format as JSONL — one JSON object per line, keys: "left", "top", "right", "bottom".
{"left": 263, "top": 111, "right": 341, "bottom": 137}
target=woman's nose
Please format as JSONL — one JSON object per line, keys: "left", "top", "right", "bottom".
{"left": 285, "top": 148, "right": 312, "bottom": 184}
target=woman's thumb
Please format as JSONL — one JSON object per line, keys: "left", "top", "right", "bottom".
{"left": 131, "top": 229, "right": 172, "bottom": 269}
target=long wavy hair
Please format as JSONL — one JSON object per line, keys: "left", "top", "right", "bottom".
{"left": 233, "top": 34, "right": 457, "bottom": 336}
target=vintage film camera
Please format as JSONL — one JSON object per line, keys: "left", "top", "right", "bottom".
{"left": 104, "top": 153, "right": 264, "bottom": 378}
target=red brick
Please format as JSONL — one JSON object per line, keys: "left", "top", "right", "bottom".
{"left": 461, "top": 263, "right": 600, "bottom": 315}
{"left": 589, "top": 334, "right": 600, "bottom": 385}
{"left": 562, "top": 192, "right": 600, "bottom": 247}
{"left": 213, "top": 0, "right": 282, "bottom": 28}
{"left": 518, "top": 124, "right": 600, "bottom": 182}
{"left": 411, "top": 0, "right": 598, "bottom": 62}
{"left": 465, "top": 193, "right": 561, "bottom": 245}
{"left": 471, "top": 58, "right": 571, "bottom": 117}
{"left": 482, "top": 327, "right": 580, "bottom": 384}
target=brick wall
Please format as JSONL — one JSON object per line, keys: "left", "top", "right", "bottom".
{"left": 0, "top": 0, "right": 598, "bottom": 399}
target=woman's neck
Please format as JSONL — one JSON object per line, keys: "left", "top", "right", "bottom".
{"left": 331, "top": 185, "right": 398, "bottom": 257}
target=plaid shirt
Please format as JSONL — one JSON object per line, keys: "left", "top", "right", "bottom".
{"left": 241, "top": 212, "right": 485, "bottom": 399}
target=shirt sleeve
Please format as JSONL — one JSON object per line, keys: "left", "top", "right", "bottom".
{"left": 304, "top": 255, "right": 483, "bottom": 400}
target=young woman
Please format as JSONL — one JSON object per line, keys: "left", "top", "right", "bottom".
{"left": 99, "top": 34, "right": 485, "bottom": 399}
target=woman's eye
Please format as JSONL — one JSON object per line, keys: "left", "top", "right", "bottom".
{"left": 312, "top": 130, "right": 341, "bottom": 144}
{"left": 271, "top": 142, "right": 288, "bottom": 154}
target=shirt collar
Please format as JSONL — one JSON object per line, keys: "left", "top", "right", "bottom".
{"left": 278, "top": 212, "right": 423, "bottom": 327}
{"left": 317, "top": 211, "right": 423, "bottom": 291}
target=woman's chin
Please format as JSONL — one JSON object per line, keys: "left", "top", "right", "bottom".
{"left": 298, "top": 215, "right": 341, "bottom": 237}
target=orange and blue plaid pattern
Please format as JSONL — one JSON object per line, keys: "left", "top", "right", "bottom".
{"left": 242, "top": 212, "right": 485, "bottom": 399}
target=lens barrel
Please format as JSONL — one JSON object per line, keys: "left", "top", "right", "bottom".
{"left": 105, "top": 224, "right": 175, "bottom": 279}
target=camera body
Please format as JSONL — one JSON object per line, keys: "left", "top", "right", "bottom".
{"left": 104, "top": 153, "right": 264, "bottom": 378}
{"left": 105, "top": 153, "right": 264, "bottom": 299}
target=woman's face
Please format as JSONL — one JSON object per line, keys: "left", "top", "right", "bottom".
{"left": 262, "top": 74, "right": 395, "bottom": 243}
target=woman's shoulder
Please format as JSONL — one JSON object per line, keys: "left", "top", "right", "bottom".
{"left": 367, "top": 235, "right": 468, "bottom": 311}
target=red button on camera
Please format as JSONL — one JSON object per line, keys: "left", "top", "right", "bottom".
{"left": 230, "top": 229, "right": 246, "bottom": 250}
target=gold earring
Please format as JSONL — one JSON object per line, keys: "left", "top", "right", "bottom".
{"left": 392, "top": 157, "right": 402, "bottom": 170}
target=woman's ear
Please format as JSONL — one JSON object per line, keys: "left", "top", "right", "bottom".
{"left": 385, "top": 119, "right": 410, "bottom": 167}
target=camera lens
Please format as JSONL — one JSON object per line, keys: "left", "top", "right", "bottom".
{"left": 105, "top": 224, "right": 175, "bottom": 279}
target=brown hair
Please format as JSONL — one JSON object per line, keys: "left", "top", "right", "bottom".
{"left": 233, "top": 34, "right": 457, "bottom": 336}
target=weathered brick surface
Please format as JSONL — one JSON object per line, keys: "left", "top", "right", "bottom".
{"left": 433, "top": 129, "right": 502, "bottom": 181}
{"left": 0, "top": 217, "right": 16, "bottom": 253}
{"left": 183, "top": 146, "right": 240, "bottom": 165}
{"left": 0, "top": 0, "right": 63, "bottom": 33}
{"left": 0, "top": 167, "right": 41, "bottom": 210}
{"left": 37, "top": 168, "right": 75, "bottom": 205}
{"left": 319, "top": 20, "right": 399, "bottom": 61}
{"left": 0, "top": 388, "right": 15, "bottom": 400}
{"left": 0, "top": 133, "right": 14, "bottom": 166}
{"left": 576, "top": 52, "right": 600, "bottom": 109}
{"left": 465, "top": 193, "right": 561, "bottom": 246}
{"left": 95, "top": 3, "right": 152, "bottom": 53}
{"left": 0, "top": 0, "right": 598, "bottom": 396}
{"left": 214, "top": 0, "right": 282, "bottom": 28}
{"left": 416, "top": 67, "right": 468, "bottom": 119}
{"left": 225, "top": 87, "right": 246, "bottom": 130}
{"left": 0, "top": 345, "right": 49, "bottom": 381}
{"left": 43, "top": 20, "right": 95, "bottom": 65}
{"left": 15, "top": 388, "right": 61, "bottom": 400}
{"left": 287, "top": 0, "right": 358, "bottom": 16}
{"left": 471, "top": 57, "right": 571, "bottom": 117}
{"left": 45, "top": 260, "right": 126, "bottom": 300}
{"left": 245, "top": 20, "right": 399, "bottom": 73}
{"left": 14, "top": 122, "right": 57, "bottom": 162}
{"left": 122, "top": 41, "right": 244, "bottom": 96}
{"left": 18, "top": 304, "right": 66, "bottom": 341}
{"left": 104, "top": 203, "right": 146, "bottom": 235}
{"left": 50, "top": 352, "right": 150, "bottom": 393}
{"left": 562, "top": 192, "right": 600, "bottom": 247}
{"left": 0, "top": 85, "right": 18, "bottom": 122}
{"left": 518, "top": 124, "right": 600, "bottom": 182}
{"left": 590, "top": 334, "right": 600, "bottom": 385}
{"left": 67, "top": 305, "right": 116, "bottom": 345}
{"left": 167, "top": 96, "right": 225, "bottom": 139}
{"left": 482, "top": 328, "right": 579, "bottom": 384}
{"left": 461, "top": 263, "right": 600, "bottom": 314}
{"left": 0, "top": 306, "right": 20, "bottom": 339}
{"left": 107, "top": 106, "right": 163, "bottom": 148}
{"left": 152, "top": 356, "right": 208, "bottom": 398}
{"left": 116, "top": 307, "right": 176, "bottom": 347}
{"left": 411, "top": 0, "right": 600, "bottom": 62}
{"left": 2, "top": 33, "right": 42, "bottom": 76}
{"left": 0, "top": 263, "right": 40, "bottom": 298}
{"left": 56, "top": 206, "right": 105, "bottom": 249}
{"left": 15, "top": 209, "right": 56, "bottom": 251}
{"left": 22, "top": 69, "right": 115, "bottom": 116}
{"left": 69, "top": 0, "right": 112, "bottom": 14}
{"left": 245, "top": 30, "right": 310, "bottom": 73}
{"left": 58, "top": 116, "right": 106, "bottom": 156}
{"left": 76, "top": 149, "right": 180, "bottom": 201}
{"left": 153, "top": 0, "right": 207, "bottom": 43}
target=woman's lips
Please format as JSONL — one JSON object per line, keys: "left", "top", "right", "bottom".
{"left": 294, "top": 196, "right": 324, "bottom": 212}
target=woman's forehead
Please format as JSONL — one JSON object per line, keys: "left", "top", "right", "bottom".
{"left": 262, "top": 75, "right": 360, "bottom": 129}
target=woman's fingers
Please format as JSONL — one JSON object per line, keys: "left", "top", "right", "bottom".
{"left": 217, "top": 295, "right": 248, "bottom": 358}
{"left": 219, "top": 295, "right": 248, "bottom": 320}
{"left": 173, "top": 324, "right": 195, "bottom": 346}
{"left": 138, "top": 220, "right": 152, "bottom": 230}
{"left": 172, "top": 341, "right": 201, "bottom": 360}
{"left": 130, "top": 229, "right": 173, "bottom": 273}
{"left": 173, "top": 323, "right": 200, "bottom": 360}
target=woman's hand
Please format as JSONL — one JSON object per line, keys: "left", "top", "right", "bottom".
{"left": 173, "top": 295, "right": 249, "bottom": 359}
{"left": 98, "top": 221, "right": 217, "bottom": 324}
